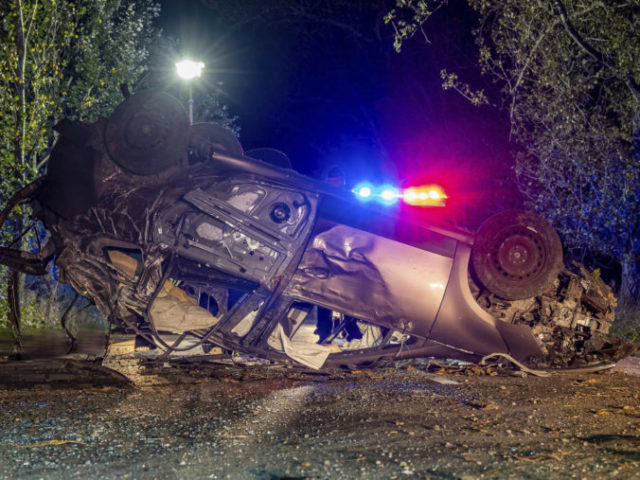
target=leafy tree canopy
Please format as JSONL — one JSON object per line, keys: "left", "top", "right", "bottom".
{"left": 0, "top": 0, "right": 160, "bottom": 192}
{"left": 387, "top": 0, "right": 640, "bottom": 303}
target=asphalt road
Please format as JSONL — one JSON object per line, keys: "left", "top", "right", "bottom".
{"left": 1, "top": 358, "right": 640, "bottom": 479}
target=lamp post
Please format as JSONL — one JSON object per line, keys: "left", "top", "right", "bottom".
{"left": 175, "top": 59, "right": 205, "bottom": 124}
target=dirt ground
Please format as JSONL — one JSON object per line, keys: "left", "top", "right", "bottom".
{"left": 1, "top": 355, "right": 640, "bottom": 480}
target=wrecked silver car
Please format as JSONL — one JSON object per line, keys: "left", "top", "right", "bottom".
{"left": 0, "top": 90, "right": 624, "bottom": 370}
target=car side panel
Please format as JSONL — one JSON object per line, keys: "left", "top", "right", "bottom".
{"left": 285, "top": 222, "right": 453, "bottom": 332}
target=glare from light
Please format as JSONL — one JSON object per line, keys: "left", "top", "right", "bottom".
{"left": 176, "top": 59, "right": 205, "bottom": 80}
{"left": 403, "top": 185, "right": 447, "bottom": 206}
{"left": 380, "top": 187, "right": 399, "bottom": 203}
{"left": 405, "top": 191, "right": 418, "bottom": 201}
{"left": 353, "top": 182, "right": 375, "bottom": 201}
{"left": 353, "top": 182, "right": 448, "bottom": 207}
{"left": 381, "top": 189, "right": 395, "bottom": 200}
{"left": 358, "top": 186, "right": 372, "bottom": 198}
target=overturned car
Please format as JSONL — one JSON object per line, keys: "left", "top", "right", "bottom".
{"left": 0, "top": 90, "right": 624, "bottom": 370}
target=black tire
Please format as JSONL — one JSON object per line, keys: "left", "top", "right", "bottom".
{"left": 189, "top": 122, "right": 243, "bottom": 159}
{"left": 471, "top": 209, "right": 563, "bottom": 300}
{"left": 245, "top": 148, "right": 292, "bottom": 169}
{"left": 104, "top": 90, "right": 190, "bottom": 175}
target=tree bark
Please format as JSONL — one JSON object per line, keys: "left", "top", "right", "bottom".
{"left": 8, "top": 268, "right": 22, "bottom": 357}
{"left": 15, "top": 0, "right": 27, "bottom": 168}
{"left": 7, "top": 0, "right": 29, "bottom": 355}
{"left": 619, "top": 254, "right": 640, "bottom": 308}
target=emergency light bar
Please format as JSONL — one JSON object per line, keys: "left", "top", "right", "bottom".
{"left": 353, "top": 183, "right": 447, "bottom": 207}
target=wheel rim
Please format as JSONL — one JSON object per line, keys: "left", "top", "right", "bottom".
{"left": 493, "top": 228, "right": 545, "bottom": 280}
{"left": 471, "top": 210, "right": 563, "bottom": 300}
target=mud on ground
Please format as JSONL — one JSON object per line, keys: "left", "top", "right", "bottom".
{"left": 1, "top": 356, "right": 640, "bottom": 480}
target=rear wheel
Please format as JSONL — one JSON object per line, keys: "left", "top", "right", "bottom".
{"left": 471, "top": 210, "right": 563, "bottom": 300}
{"left": 104, "top": 90, "right": 189, "bottom": 175}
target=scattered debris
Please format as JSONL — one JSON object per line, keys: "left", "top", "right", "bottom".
{"left": 473, "top": 263, "right": 627, "bottom": 369}
{"left": 609, "top": 355, "right": 640, "bottom": 376}
{"left": 423, "top": 374, "right": 460, "bottom": 385}
{"left": 480, "top": 353, "right": 551, "bottom": 377}
{"left": 11, "top": 440, "right": 86, "bottom": 448}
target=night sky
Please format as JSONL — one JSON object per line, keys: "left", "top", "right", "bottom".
{"left": 157, "top": 0, "right": 518, "bottom": 226}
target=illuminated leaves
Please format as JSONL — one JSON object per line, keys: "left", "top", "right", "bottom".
{"left": 384, "top": 0, "right": 448, "bottom": 52}
{"left": 440, "top": 70, "right": 488, "bottom": 106}
{"left": 478, "top": 1, "right": 640, "bottom": 256}
{"left": 61, "top": 0, "right": 160, "bottom": 122}
{"left": 0, "top": 0, "right": 159, "bottom": 196}
{"left": 389, "top": 0, "right": 640, "bottom": 301}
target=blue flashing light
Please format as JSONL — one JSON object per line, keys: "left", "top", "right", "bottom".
{"left": 379, "top": 185, "right": 399, "bottom": 204}
{"left": 353, "top": 182, "right": 375, "bottom": 201}
{"left": 358, "top": 186, "right": 372, "bottom": 198}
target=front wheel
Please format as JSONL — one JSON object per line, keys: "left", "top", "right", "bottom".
{"left": 471, "top": 210, "right": 563, "bottom": 300}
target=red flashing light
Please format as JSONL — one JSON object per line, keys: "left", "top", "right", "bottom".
{"left": 402, "top": 185, "right": 447, "bottom": 207}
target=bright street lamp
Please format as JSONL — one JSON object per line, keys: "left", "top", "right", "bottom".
{"left": 175, "top": 59, "right": 205, "bottom": 124}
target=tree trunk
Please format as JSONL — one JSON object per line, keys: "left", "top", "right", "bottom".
{"left": 8, "top": 268, "right": 22, "bottom": 357}
{"left": 7, "top": 0, "right": 28, "bottom": 357}
{"left": 619, "top": 254, "right": 640, "bottom": 309}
